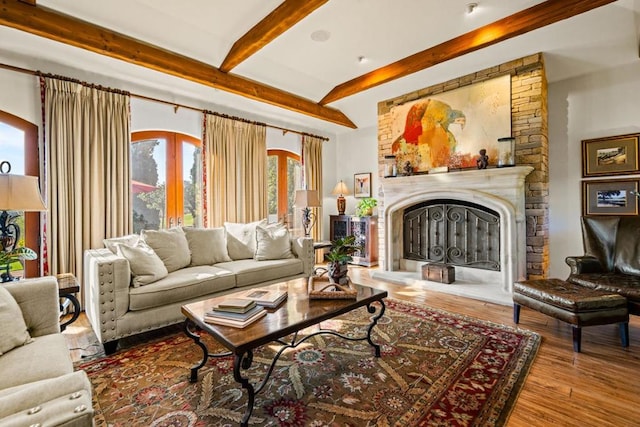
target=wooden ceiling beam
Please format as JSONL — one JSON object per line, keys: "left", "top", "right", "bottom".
{"left": 319, "top": 0, "right": 617, "bottom": 105}
{"left": 0, "top": 0, "right": 355, "bottom": 128}
{"left": 219, "top": 0, "right": 328, "bottom": 73}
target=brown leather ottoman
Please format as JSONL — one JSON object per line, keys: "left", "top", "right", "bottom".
{"left": 513, "top": 278, "right": 629, "bottom": 352}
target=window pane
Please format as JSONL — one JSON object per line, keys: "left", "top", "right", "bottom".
{"left": 267, "top": 155, "right": 278, "bottom": 222}
{"left": 131, "top": 138, "right": 166, "bottom": 233}
{"left": 182, "top": 142, "right": 202, "bottom": 227}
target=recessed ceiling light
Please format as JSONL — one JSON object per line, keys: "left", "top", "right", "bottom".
{"left": 310, "top": 30, "right": 331, "bottom": 42}
{"left": 466, "top": 3, "right": 478, "bottom": 14}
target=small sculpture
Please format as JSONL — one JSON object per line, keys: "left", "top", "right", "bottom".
{"left": 476, "top": 149, "right": 489, "bottom": 170}
{"left": 403, "top": 161, "right": 413, "bottom": 176}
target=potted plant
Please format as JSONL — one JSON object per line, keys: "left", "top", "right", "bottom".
{"left": 0, "top": 246, "right": 37, "bottom": 282}
{"left": 355, "top": 197, "right": 377, "bottom": 217}
{"left": 326, "top": 235, "right": 361, "bottom": 285}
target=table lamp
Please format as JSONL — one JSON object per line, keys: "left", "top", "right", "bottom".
{"left": 293, "top": 189, "right": 321, "bottom": 237}
{"left": 331, "top": 180, "right": 350, "bottom": 215}
{"left": 0, "top": 161, "right": 47, "bottom": 281}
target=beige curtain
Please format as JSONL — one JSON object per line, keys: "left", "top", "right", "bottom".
{"left": 302, "top": 135, "right": 324, "bottom": 261}
{"left": 204, "top": 114, "right": 267, "bottom": 226}
{"left": 42, "top": 77, "right": 130, "bottom": 293}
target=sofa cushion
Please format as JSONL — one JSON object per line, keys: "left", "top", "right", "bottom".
{"left": 103, "top": 234, "right": 140, "bottom": 254}
{"left": 142, "top": 227, "right": 191, "bottom": 272}
{"left": 0, "top": 333, "right": 72, "bottom": 390}
{"left": 183, "top": 227, "right": 232, "bottom": 266}
{"left": 215, "top": 258, "right": 304, "bottom": 287}
{"left": 255, "top": 223, "right": 294, "bottom": 261}
{"left": 0, "top": 285, "right": 33, "bottom": 355}
{"left": 117, "top": 241, "right": 168, "bottom": 287}
{"left": 224, "top": 219, "right": 267, "bottom": 260}
{"left": 128, "top": 265, "right": 237, "bottom": 311}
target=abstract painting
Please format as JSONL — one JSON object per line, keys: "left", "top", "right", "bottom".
{"left": 390, "top": 75, "right": 511, "bottom": 172}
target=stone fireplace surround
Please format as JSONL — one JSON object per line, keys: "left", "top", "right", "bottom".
{"left": 373, "top": 166, "right": 533, "bottom": 306}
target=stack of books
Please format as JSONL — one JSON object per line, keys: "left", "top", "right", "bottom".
{"left": 233, "top": 288, "right": 288, "bottom": 308}
{"left": 204, "top": 298, "right": 266, "bottom": 328}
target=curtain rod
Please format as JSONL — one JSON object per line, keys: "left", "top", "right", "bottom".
{"left": 0, "top": 62, "right": 329, "bottom": 142}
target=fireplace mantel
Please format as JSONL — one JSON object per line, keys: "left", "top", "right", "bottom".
{"left": 380, "top": 166, "right": 534, "bottom": 295}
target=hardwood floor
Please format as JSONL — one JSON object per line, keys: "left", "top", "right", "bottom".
{"left": 62, "top": 267, "right": 640, "bottom": 426}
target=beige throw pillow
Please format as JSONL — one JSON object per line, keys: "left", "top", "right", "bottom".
{"left": 224, "top": 219, "right": 267, "bottom": 260}
{"left": 183, "top": 227, "right": 232, "bottom": 266}
{"left": 255, "top": 223, "right": 294, "bottom": 261}
{"left": 103, "top": 234, "right": 140, "bottom": 254}
{"left": 0, "top": 286, "right": 33, "bottom": 355}
{"left": 117, "top": 241, "right": 169, "bottom": 287}
{"left": 142, "top": 227, "right": 191, "bottom": 272}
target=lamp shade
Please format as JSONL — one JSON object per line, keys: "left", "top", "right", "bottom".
{"left": 294, "top": 190, "right": 321, "bottom": 207}
{"left": 331, "top": 180, "right": 350, "bottom": 196}
{"left": 0, "top": 174, "right": 47, "bottom": 211}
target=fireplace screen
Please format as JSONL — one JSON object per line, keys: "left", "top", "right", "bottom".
{"left": 403, "top": 200, "right": 500, "bottom": 271}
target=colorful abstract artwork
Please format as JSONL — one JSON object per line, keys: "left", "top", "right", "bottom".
{"left": 390, "top": 75, "right": 511, "bottom": 172}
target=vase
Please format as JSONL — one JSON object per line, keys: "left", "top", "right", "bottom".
{"left": 327, "top": 261, "right": 349, "bottom": 285}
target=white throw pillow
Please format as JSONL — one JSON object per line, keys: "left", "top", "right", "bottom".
{"left": 224, "top": 219, "right": 267, "bottom": 260}
{"left": 117, "top": 241, "right": 169, "bottom": 287}
{"left": 103, "top": 234, "right": 140, "bottom": 254}
{"left": 183, "top": 227, "right": 232, "bottom": 266}
{"left": 255, "top": 223, "right": 294, "bottom": 261}
{"left": 0, "top": 286, "right": 33, "bottom": 355}
{"left": 142, "top": 227, "right": 191, "bottom": 272}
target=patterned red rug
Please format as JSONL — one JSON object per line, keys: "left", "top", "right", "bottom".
{"left": 77, "top": 299, "right": 540, "bottom": 426}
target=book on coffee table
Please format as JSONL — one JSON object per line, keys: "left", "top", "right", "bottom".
{"left": 212, "top": 298, "right": 257, "bottom": 313}
{"left": 232, "top": 288, "right": 288, "bottom": 308}
{"left": 205, "top": 305, "right": 265, "bottom": 321}
{"left": 204, "top": 306, "right": 267, "bottom": 328}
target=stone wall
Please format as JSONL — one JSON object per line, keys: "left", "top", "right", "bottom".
{"left": 377, "top": 53, "right": 549, "bottom": 279}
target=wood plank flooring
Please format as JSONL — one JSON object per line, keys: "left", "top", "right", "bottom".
{"left": 62, "top": 267, "right": 640, "bottom": 426}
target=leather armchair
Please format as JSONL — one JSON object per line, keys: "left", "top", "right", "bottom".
{"left": 566, "top": 216, "right": 640, "bottom": 315}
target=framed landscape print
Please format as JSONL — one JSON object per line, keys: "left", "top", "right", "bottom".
{"left": 354, "top": 173, "right": 371, "bottom": 198}
{"left": 582, "top": 133, "right": 640, "bottom": 177}
{"left": 582, "top": 179, "right": 639, "bottom": 216}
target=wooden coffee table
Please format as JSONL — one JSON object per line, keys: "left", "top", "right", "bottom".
{"left": 181, "top": 277, "right": 387, "bottom": 427}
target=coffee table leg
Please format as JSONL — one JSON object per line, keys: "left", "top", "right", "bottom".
{"left": 184, "top": 320, "right": 209, "bottom": 382}
{"left": 233, "top": 350, "right": 255, "bottom": 427}
{"left": 366, "top": 300, "right": 386, "bottom": 357}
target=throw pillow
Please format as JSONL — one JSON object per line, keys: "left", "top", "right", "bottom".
{"left": 103, "top": 234, "right": 140, "bottom": 254}
{"left": 0, "top": 286, "right": 33, "bottom": 355}
{"left": 224, "top": 219, "right": 267, "bottom": 260}
{"left": 255, "top": 223, "right": 294, "bottom": 261}
{"left": 141, "top": 227, "right": 191, "bottom": 272}
{"left": 117, "top": 241, "right": 169, "bottom": 287}
{"left": 183, "top": 227, "right": 232, "bottom": 266}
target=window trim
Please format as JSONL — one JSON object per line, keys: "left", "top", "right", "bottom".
{"left": 268, "top": 149, "right": 301, "bottom": 220}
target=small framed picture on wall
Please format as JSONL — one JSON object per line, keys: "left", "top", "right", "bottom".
{"left": 582, "top": 179, "right": 639, "bottom": 216}
{"left": 354, "top": 173, "right": 372, "bottom": 198}
{"left": 582, "top": 133, "right": 640, "bottom": 177}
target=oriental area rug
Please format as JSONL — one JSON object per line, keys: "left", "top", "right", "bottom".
{"left": 77, "top": 299, "right": 540, "bottom": 427}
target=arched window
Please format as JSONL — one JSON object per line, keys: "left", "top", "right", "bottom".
{"left": 0, "top": 111, "right": 40, "bottom": 278}
{"left": 131, "top": 131, "right": 202, "bottom": 233}
{"left": 267, "top": 149, "right": 301, "bottom": 225}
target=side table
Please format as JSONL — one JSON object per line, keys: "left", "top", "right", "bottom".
{"left": 56, "top": 273, "right": 81, "bottom": 331}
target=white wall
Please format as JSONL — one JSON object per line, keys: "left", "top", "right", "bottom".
{"left": 0, "top": 68, "right": 40, "bottom": 127}
{"left": 548, "top": 61, "right": 640, "bottom": 278}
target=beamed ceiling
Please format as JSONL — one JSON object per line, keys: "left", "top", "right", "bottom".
{"left": 0, "top": 0, "right": 639, "bottom": 134}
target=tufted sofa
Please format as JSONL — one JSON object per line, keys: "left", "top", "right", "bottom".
{"left": 84, "top": 222, "right": 314, "bottom": 353}
{"left": 565, "top": 216, "right": 640, "bottom": 315}
{"left": 0, "top": 276, "right": 94, "bottom": 426}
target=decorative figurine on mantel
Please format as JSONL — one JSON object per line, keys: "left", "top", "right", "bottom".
{"left": 476, "top": 149, "right": 489, "bottom": 170}
{"left": 403, "top": 161, "right": 414, "bottom": 176}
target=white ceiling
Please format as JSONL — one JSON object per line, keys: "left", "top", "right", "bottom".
{"left": 1, "top": 0, "right": 639, "bottom": 136}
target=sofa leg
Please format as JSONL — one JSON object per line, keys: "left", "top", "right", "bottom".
{"left": 620, "top": 322, "right": 630, "bottom": 348}
{"left": 513, "top": 303, "right": 521, "bottom": 324}
{"left": 572, "top": 326, "right": 581, "bottom": 352}
{"left": 103, "top": 340, "right": 119, "bottom": 355}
